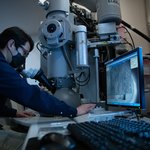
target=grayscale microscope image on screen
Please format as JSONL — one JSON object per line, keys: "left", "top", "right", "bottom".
{"left": 106, "top": 53, "right": 140, "bottom": 107}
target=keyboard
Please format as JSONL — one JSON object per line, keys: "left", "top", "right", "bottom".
{"left": 67, "top": 118, "right": 150, "bottom": 150}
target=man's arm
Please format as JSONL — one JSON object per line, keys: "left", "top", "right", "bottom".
{"left": 0, "top": 55, "right": 95, "bottom": 118}
{"left": 0, "top": 56, "right": 77, "bottom": 117}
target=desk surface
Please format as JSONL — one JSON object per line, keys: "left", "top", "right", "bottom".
{"left": 22, "top": 116, "right": 150, "bottom": 150}
{"left": 4, "top": 109, "right": 150, "bottom": 150}
{"left": 22, "top": 119, "right": 75, "bottom": 150}
{"left": 12, "top": 116, "right": 71, "bottom": 127}
{"left": 0, "top": 118, "right": 27, "bottom": 150}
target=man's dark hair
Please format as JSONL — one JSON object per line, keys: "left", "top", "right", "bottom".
{"left": 0, "top": 27, "right": 34, "bottom": 51}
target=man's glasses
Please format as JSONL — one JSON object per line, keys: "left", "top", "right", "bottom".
{"left": 19, "top": 45, "right": 30, "bottom": 57}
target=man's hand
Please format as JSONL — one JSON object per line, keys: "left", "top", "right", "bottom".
{"left": 77, "top": 103, "right": 96, "bottom": 116}
{"left": 16, "top": 111, "right": 36, "bottom": 118}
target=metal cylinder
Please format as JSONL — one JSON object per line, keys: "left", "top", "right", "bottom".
{"left": 94, "top": 49, "right": 100, "bottom": 102}
{"left": 47, "top": 48, "right": 68, "bottom": 78}
{"left": 75, "top": 25, "right": 89, "bottom": 68}
{"left": 47, "top": 0, "right": 70, "bottom": 14}
{"left": 96, "top": 0, "right": 121, "bottom": 24}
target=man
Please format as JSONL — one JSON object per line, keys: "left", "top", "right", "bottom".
{"left": 0, "top": 26, "right": 95, "bottom": 118}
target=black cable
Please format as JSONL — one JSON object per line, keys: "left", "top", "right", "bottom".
{"left": 118, "top": 26, "right": 135, "bottom": 49}
{"left": 121, "top": 20, "right": 150, "bottom": 43}
{"left": 36, "top": 42, "right": 47, "bottom": 59}
{"left": 75, "top": 68, "right": 90, "bottom": 86}
{"left": 121, "top": 26, "right": 135, "bottom": 49}
{"left": 61, "top": 46, "right": 74, "bottom": 72}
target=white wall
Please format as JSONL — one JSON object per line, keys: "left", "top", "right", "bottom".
{"left": 120, "top": 0, "right": 150, "bottom": 54}
{"left": 146, "top": 0, "right": 150, "bottom": 34}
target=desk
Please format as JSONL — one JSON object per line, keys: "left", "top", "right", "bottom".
{"left": 0, "top": 118, "right": 27, "bottom": 150}
{"left": 0, "top": 117, "right": 73, "bottom": 150}
{"left": 2, "top": 114, "right": 150, "bottom": 150}
{"left": 22, "top": 116, "right": 150, "bottom": 150}
{"left": 12, "top": 116, "right": 71, "bottom": 127}
{"left": 22, "top": 119, "right": 74, "bottom": 150}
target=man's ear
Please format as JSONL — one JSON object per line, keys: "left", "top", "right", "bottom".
{"left": 7, "top": 39, "right": 15, "bottom": 50}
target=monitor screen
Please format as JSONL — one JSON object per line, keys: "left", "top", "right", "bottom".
{"left": 105, "top": 47, "right": 145, "bottom": 109}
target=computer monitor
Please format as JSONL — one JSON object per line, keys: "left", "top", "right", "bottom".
{"left": 105, "top": 47, "right": 145, "bottom": 109}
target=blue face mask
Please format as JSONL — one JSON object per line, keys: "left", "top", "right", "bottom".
{"left": 10, "top": 53, "right": 25, "bottom": 68}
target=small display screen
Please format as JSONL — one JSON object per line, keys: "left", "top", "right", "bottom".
{"left": 105, "top": 47, "right": 145, "bottom": 109}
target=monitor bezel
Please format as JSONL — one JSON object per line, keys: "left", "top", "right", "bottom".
{"left": 105, "top": 47, "right": 145, "bottom": 110}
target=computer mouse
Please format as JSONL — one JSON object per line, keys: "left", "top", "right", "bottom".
{"left": 40, "top": 132, "right": 76, "bottom": 150}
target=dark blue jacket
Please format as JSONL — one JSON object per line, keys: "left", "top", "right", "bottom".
{"left": 0, "top": 52, "right": 77, "bottom": 117}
